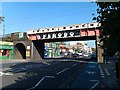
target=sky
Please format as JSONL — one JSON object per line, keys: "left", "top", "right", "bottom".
{"left": 1, "top": 2, "right": 98, "bottom": 48}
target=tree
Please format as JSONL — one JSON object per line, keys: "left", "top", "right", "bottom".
{"left": 91, "top": 48, "right": 96, "bottom": 52}
{"left": 95, "top": 2, "right": 120, "bottom": 56}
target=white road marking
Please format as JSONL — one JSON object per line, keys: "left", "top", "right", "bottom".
{"left": 99, "top": 65, "right": 104, "bottom": 73}
{"left": 26, "top": 77, "right": 45, "bottom": 90}
{"left": 101, "top": 75, "right": 105, "bottom": 78}
{"left": 101, "top": 73, "right": 104, "bottom": 75}
{"left": 56, "top": 68, "right": 69, "bottom": 75}
{"left": 89, "top": 65, "right": 95, "bottom": 68}
{"left": 0, "top": 71, "right": 13, "bottom": 76}
{"left": 45, "top": 76, "right": 55, "bottom": 78}
{"left": 72, "top": 63, "right": 77, "bottom": 67}
{"left": 21, "top": 68, "right": 27, "bottom": 70}
{"left": 86, "top": 71, "right": 96, "bottom": 75}
{"left": 105, "top": 69, "right": 110, "bottom": 76}
{"left": 99, "top": 65, "right": 105, "bottom": 78}
{"left": 34, "top": 77, "right": 45, "bottom": 87}
{"left": 90, "top": 80, "right": 99, "bottom": 82}
{"left": 89, "top": 80, "right": 99, "bottom": 90}
{"left": 26, "top": 75, "right": 55, "bottom": 90}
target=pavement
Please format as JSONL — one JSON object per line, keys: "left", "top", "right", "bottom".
{"left": 0, "top": 59, "right": 28, "bottom": 63}
{"left": 0, "top": 59, "right": 51, "bottom": 65}
{"left": 98, "top": 62, "right": 120, "bottom": 89}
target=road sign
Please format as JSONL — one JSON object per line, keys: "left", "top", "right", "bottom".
{"left": 19, "top": 33, "right": 23, "bottom": 38}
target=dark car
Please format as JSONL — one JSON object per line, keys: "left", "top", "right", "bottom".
{"left": 72, "top": 53, "right": 79, "bottom": 58}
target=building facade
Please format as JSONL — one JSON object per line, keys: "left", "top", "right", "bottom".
{"left": 0, "top": 41, "right": 14, "bottom": 60}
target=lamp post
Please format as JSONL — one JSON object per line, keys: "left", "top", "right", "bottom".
{"left": 0, "top": 16, "right": 4, "bottom": 40}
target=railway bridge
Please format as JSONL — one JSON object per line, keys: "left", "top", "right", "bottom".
{"left": 14, "top": 22, "right": 103, "bottom": 63}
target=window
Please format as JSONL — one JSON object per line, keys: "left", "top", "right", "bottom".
{"left": 70, "top": 26, "right": 72, "bottom": 28}
{"left": 37, "top": 30, "right": 39, "bottom": 32}
{"left": 90, "top": 24, "right": 94, "bottom": 26}
{"left": 63, "top": 27, "right": 66, "bottom": 29}
{"left": 76, "top": 26, "right": 79, "bottom": 28}
{"left": 82, "top": 24, "right": 85, "bottom": 27}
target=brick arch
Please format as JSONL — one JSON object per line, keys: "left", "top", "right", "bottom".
{"left": 14, "top": 43, "right": 26, "bottom": 59}
{"left": 14, "top": 41, "right": 27, "bottom": 49}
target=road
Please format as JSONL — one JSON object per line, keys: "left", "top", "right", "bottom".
{"left": 1, "top": 60, "right": 86, "bottom": 89}
{"left": 0, "top": 59, "right": 119, "bottom": 89}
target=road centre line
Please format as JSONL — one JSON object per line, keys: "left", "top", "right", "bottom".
{"left": 26, "top": 75, "right": 55, "bottom": 90}
{"left": 72, "top": 63, "right": 78, "bottom": 67}
{"left": 89, "top": 80, "right": 99, "bottom": 90}
{"left": 45, "top": 76, "right": 55, "bottom": 78}
{"left": 35, "top": 77, "right": 45, "bottom": 87}
{"left": 26, "top": 77, "right": 45, "bottom": 90}
{"left": 56, "top": 68, "right": 69, "bottom": 75}
{"left": 99, "top": 65, "right": 104, "bottom": 74}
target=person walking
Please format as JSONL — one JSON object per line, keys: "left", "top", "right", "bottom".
{"left": 103, "top": 53, "right": 108, "bottom": 64}
{"left": 6, "top": 50, "right": 10, "bottom": 59}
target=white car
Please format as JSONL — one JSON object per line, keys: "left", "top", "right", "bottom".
{"left": 83, "top": 54, "right": 89, "bottom": 57}
{"left": 77, "top": 53, "right": 83, "bottom": 56}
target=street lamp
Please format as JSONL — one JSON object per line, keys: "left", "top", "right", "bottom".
{"left": 0, "top": 16, "right": 4, "bottom": 40}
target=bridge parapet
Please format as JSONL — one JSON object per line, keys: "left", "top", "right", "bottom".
{"left": 27, "top": 22, "right": 101, "bottom": 35}
{"left": 27, "top": 22, "right": 101, "bottom": 41}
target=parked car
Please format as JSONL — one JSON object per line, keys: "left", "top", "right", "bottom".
{"left": 83, "top": 53, "right": 89, "bottom": 57}
{"left": 72, "top": 53, "right": 79, "bottom": 58}
{"left": 77, "top": 53, "right": 83, "bottom": 56}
